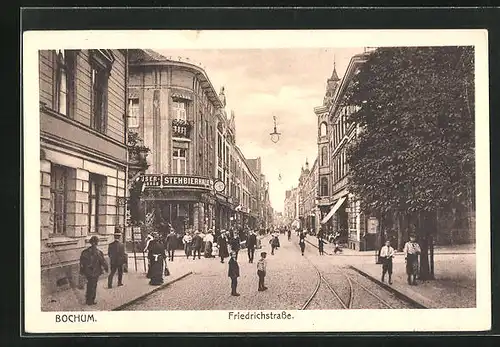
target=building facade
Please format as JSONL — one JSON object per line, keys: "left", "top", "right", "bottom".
{"left": 39, "top": 49, "right": 128, "bottom": 296}
{"left": 317, "top": 53, "right": 371, "bottom": 250}
{"left": 128, "top": 50, "right": 268, "bottom": 235}
{"left": 284, "top": 187, "right": 299, "bottom": 229}
{"left": 128, "top": 49, "right": 222, "bottom": 235}
{"left": 301, "top": 158, "right": 320, "bottom": 234}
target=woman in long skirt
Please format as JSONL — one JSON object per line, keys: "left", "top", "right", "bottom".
{"left": 217, "top": 232, "right": 230, "bottom": 263}
{"left": 147, "top": 233, "right": 167, "bottom": 285}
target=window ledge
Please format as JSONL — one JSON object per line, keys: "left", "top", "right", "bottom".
{"left": 46, "top": 237, "right": 80, "bottom": 248}
{"left": 173, "top": 137, "right": 191, "bottom": 142}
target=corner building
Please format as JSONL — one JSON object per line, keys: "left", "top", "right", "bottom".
{"left": 128, "top": 50, "right": 225, "bottom": 234}
{"left": 39, "top": 49, "right": 128, "bottom": 296}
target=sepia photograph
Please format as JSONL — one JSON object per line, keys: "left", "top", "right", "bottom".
{"left": 23, "top": 29, "right": 490, "bottom": 333}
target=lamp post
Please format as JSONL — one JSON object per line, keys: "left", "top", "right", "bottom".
{"left": 270, "top": 116, "right": 281, "bottom": 143}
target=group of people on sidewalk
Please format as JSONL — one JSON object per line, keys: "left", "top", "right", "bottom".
{"left": 378, "top": 234, "right": 422, "bottom": 286}
{"left": 79, "top": 228, "right": 127, "bottom": 306}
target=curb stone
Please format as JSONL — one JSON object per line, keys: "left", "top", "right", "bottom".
{"left": 112, "top": 271, "right": 193, "bottom": 311}
{"left": 348, "top": 266, "right": 432, "bottom": 309}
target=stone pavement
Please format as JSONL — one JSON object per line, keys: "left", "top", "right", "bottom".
{"left": 305, "top": 235, "right": 476, "bottom": 308}
{"left": 41, "top": 255, "right": 193, "bottom": 312}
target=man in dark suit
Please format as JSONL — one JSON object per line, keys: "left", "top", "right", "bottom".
{"left": 192, "top": 232, "right": 203, "bottom": 260}
{"left": 247, "top": 230, "right": 257, "bottom": 263}
{"left": 107, "top": 230, "right": 126, "bottom": 288}
{"left": 165, "top": 228, "right": 177, "bottom": 261}
{"left": 228, "top": 251, "right": 240, "bottom": 296}
{"left": 80, "top": 236, "right": 108, "bottom": 305}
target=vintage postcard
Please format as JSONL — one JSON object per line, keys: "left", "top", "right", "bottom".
{"left": 23, "top": 29, "right": 490, "bottom": 333}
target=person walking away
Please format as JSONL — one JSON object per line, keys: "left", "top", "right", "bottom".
{"left": 107, "top": 229, "right": 126, "bottom": 288}
{"left": 165, "top": 228, "right": 177, "bottom": 261}
{"left": 79, "top": 236, "right": 109, "bottom": 305}
{"left": 182, "top": 232, "right": 193, "bottom": 259}
{"left": 404, "top": 234, "right": 421, "bottom": 285}
{"left": 218, "top": 231, "right": 229, "bottom": 263}
{"left": 204, "top": 230, "right": 214, "bottom": 258}
{"left": 318, "top": 236, "right": 326, "bottom": 255}
{"left": 299, "top": 236, "right": 306, "bottom": 256}
{"left": 192, "top": 231, "right": 203, "bottom": 260}
{"left": 147, "top": 232, "right": 168, "bottom": 285}
{"left": 270, "top": 234, "right": 280, "bottom": 255}
{"left": 228, "top": 251, "right": 240, "bottom": 296}
{"left": 230, "top": 234, "right": 241, "bottom": 260}
{"left": 247, "top": 230, "right": 257, "bottom": 263}
{"left": 380, "top": 240, "right": 395, "bottom": 284}
{"left": 287, "top": 228, "right": 291, "bottom": 241}
{"left": 257, "top": 251, "right": 268, "bottom": 291}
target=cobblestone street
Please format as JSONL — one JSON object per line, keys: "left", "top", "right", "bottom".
{"left": 125, "top": 234, "right": 424, "bottom": 311}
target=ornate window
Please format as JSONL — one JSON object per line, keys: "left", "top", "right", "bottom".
{"left": 88, "top": 174, "right": 104, "bottom": 234}
{"left": 173, "top": 148, "right": 187, "bottom": 174}
{"left": 320, "top": 177, "right": 328, "bottom": 196}
{"left": 173, "top": 101, "right": 187, "bottom": 121}
{"left": 54, "top": 50, "right": 76, "bottom": 117}
{"left": 128, "top": 98, "right": 139, "bottom": 128}
{"left": 320, "top": 146, "right": 328, "bottom": 167}
{"left": 50, "top": 164, "right": 69, "bottom": 235}
{"left": 320, "top": 122, "right": 327, "bottom": 137}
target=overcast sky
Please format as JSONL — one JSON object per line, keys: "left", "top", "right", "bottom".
{"left": 157, "top": 47, "right": 365, "bottom": 213}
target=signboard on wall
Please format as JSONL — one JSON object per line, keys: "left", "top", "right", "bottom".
{"left": 140, "top": 174, "right": 213, "bottom": 190}
{"left": 367, "top": 217, "right": 379, "bottom": 234}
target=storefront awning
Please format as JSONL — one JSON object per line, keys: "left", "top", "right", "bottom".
{"left": 321, "top": 196, "right": 346, "bottom": 224}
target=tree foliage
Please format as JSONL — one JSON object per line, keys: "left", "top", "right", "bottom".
{"left": 345, "top": 46, "right": 475, "bottom": 216}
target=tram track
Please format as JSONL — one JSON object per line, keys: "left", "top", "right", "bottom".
{"left": 297, "top": 240, "right": 423, "bottom": 310}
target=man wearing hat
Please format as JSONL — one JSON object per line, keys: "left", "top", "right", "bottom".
{"left": 191, "top": 231, "right": 204, "bottom": 260}
{"left": 79, "top": 236, "right": 109, "bottom": 305}
{"left": 107, "top": 228, "right": 127, "bottom": 288}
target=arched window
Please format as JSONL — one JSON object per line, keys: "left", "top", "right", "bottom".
{"left": 320, "top": 177, "right": 328, "bottom": 196}
{"left": 320, "top": 122, "right": 327, "bottom": 137}
{"left": 320, "top": 146, "right": 328, "bottom": 167}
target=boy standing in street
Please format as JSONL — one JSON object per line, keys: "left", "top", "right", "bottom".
{"left": 380, "top": 240, "right": 395, "bottom": 284}
{"left": 228, "top": 251, "right": 240, "bottom": 296}
{"left": 257, "top": 251, "right": 268, "bottom": 291}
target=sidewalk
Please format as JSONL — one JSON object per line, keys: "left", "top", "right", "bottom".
{"left": 41, "top": 255, "right": 193, "bottom": 312}
{"left": 306, "top": 235, "right": 476, "bottom": 308}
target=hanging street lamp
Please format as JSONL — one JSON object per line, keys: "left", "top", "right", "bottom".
{"left": 270, "top": 115, "right": 281, "bottom": 143}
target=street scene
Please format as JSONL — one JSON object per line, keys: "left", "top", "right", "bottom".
{"left": 38, "top": 44, "right": 476, "bottom": 312}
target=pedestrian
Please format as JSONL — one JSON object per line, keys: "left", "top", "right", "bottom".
{"left": 257, "top": 251, "right": 268, "bottom": 291}
{"left": 287, "top": 228, "right": 291, "bottom": 241}
{"left": 299, "top": 236, "right": 306, "bottom": 256}
{"left": 192, "top": 231, "right": 203, "bottom": 260}
{"left": 165, "top": 228, "right": 177, "bottom": 261}
{"left": 182, "top": 232, "right": 193, "bottom": 259}
{"left": 147, "top": 232, "right": 168, "bottom": 286}
{"left": 79, "top": 236, "right": 109, "bottom": 305}
{"left": 318, "top": 236, "right": 326, "bottom": 255}
{"left": 228, "top": 251, "right": 240, "bottom": 296}
{"left": 230, "top": 234, "right": 241, "bottom": 260}
{"left": 217, "top": 231, "right": 229, "bottom": 263}
{"left": 380, "top": 240, "right": 395, "bottom": 284}
{"left": 270, "top": 233, "right": 280, "bottom": 255}
{"left": 404, "top": 234, "right": 421, "bottom": 285}
{"left": 204, "top": 230, "right": 214, "bottom": 258}
{"left": 107, "top": 229, "right": 127, "bottom": 288}
{"left": 247, "top": 230, "right": 257, "bottom": 263}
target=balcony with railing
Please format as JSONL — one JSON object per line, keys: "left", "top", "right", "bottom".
{"left": 172, "top": 119, "right": 192, "bottom": 139}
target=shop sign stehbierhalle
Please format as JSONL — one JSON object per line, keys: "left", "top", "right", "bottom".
{"left": 140, "top": 174, "right": 213, "bottom": 190}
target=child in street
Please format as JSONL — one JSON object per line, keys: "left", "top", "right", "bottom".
{"left": 228, "top": 251, "right": 240, "bottom": 296}
{"left": 257, "top": 252, "right": 268, "bottom": 291}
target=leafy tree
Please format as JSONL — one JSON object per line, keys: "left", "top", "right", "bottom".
{"left": 345, "top": 46, "right": 474, "bottom": 279}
